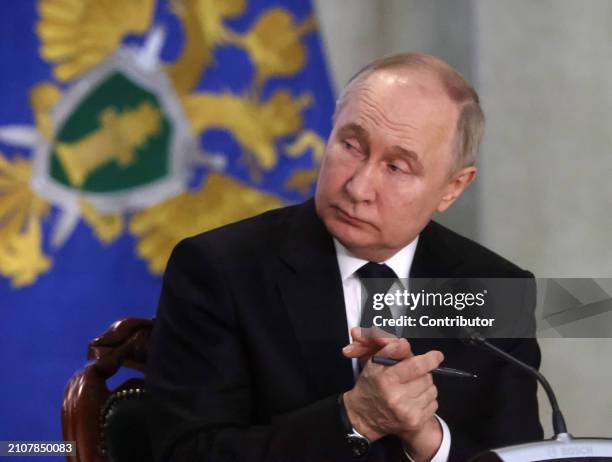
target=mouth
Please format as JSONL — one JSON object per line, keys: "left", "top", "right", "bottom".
{"left": 332, "top": 205, "right": 370, "bottom": 227}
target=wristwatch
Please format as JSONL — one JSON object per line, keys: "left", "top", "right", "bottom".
{"left": 338, "top": 392, "right": 371, "bottom": 458}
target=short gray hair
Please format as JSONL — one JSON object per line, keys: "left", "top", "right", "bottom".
{"left": 336, "top": 53, "right": 485, "bottom": 171}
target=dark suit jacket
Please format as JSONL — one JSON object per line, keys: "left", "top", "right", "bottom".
{"left": 146, "top": 199, "right": 543, "bottom": 462}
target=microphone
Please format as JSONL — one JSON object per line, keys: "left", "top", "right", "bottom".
{"left": 462, "top": 327, "right": 612, "bottom": 462}
{"left": 461, "top": 327, "right": 567, "bottom": 436}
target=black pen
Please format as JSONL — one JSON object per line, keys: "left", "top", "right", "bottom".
{"left": 372, "top": 356, "right": 477, "bottom": 378}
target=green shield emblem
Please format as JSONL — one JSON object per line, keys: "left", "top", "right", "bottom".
{"left": 33, "top": 49, "right": 194, "bottom": 215}
{"left": 50, "top": 73, "right": 171, "bottom": 192}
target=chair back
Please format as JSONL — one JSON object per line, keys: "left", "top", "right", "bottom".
{"left": 62, "top": 318, "right": 153, "bottom": 462}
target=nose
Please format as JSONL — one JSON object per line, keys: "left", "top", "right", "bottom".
{"left": 345, "top": 161, "right": 376, "bottom": 204}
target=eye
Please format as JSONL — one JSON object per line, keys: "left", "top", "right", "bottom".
{"left": 342, "top": 140, "right": 357, "bottom": 151}
{"left": 387, "top": 162, "right": 409, "bottom": 174}
{"left": 341, "top": 138, "right": 364, "bottom": 158}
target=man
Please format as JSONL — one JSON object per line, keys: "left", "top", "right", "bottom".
{"left": 146, "top": 53, "right": 543, "bottom": 462}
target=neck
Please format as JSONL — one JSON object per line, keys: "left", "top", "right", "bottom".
{"left": 340, "top": 244, "right": 399, "bottom": 263}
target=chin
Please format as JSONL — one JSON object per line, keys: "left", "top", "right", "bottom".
{"left": 324, "top": 216, "right": 372, "bottom": 250}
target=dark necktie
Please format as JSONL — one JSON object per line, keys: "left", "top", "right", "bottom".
{"left": 356, "top": 262, "right": 398, "bottom": 334}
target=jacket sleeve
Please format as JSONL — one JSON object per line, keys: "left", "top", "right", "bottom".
{"left": 145, "top": 238, "right": 406, "bottom": 462}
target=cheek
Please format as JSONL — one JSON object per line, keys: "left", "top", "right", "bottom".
{"left": 379, "top": 182, "right": 435, "bottom": 226}
{"left": 318, "top": 150, "right": 355, "bottom": 191}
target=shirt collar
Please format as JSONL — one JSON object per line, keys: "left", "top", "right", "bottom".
{"left": 333, "top": 236, "right": 419, "bottom": 282}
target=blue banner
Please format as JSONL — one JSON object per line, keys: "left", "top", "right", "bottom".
{"left": 0, "top": 0, "right": 334, "bottom": 445}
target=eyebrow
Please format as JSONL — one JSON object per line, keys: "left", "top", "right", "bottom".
{"left": 388, "top": 146, "right": 424, "bottom": 174}
{"left": 336, "top": 123, "right": 370, "bottom": 147}
{"left": 387, "top": 145, "right": 419, "bottom": 163}
{"left": 336, "top": 122, "right": 424, "bottom": 174}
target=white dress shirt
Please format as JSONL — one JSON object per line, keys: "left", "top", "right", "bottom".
{"left": 334, "top": 238, "right": 451, "bottom": 462}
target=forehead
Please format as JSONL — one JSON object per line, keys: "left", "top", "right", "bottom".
{"left": 335, "top": 71, "right": 458, "bottom": 154}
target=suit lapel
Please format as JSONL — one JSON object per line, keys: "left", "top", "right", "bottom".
{"left": 411, "top": 221, "right": 461, "bottom": 279}
{"left": 277, "top": 200, "right": 355, "bottom": 396}
{"left": 408, "top": 221, "right": 464, "bottom": 351}
{"left": 275, "top": 213, "right": 466, "bottom": 394}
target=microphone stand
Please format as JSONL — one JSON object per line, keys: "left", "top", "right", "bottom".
{"left": 465, "top": 328, "right": 567, "bottom": 436}
{"left": 463, "top": 328, "right": 612, "bottom": 461}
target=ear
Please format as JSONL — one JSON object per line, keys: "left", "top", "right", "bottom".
{"left": 436, "top": 166, "right": 477, "bottom": 213}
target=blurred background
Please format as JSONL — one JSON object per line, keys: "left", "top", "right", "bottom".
{"left": 1, "top": 0, "right": 610, "bottom": 448}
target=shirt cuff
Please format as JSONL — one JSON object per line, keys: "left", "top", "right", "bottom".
{"left": 402, "top": 414, "right": 451, "bottom": 462}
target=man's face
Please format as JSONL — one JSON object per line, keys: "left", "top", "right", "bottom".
{"left": 315, "top": 70, "right": 474, "bottom": 261}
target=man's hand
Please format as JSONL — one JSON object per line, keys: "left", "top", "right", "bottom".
{"left": 342, "top": 326, "right": 401, "bottom": 367}
{"left": 342, "top": 328, "right": 444, "bottom": 461}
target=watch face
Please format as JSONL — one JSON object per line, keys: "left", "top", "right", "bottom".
{"left": 347, "top": 434, "right": 370, "bottom": 458}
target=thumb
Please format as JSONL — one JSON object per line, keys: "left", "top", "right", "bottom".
{"left": 376, "top": 337, "right": 412, "bottom": 360}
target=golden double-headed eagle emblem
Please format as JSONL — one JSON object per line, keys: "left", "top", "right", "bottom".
{"left": 0, "top": 0, "right": 327, "bottom": 287}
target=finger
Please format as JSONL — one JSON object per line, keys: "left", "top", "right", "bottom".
{"left": 366, "top": 325, "right": 400, "bottom": 340}
{"left": 389, "top": 350, "right": 443, "bottom": 383}
{"left": 397, "top": 374, "right": 434, "bottom": 399}
{"left": 353, "top": 326, "right": 398, "bottom": 346}
{"left": 342, "top": 343, "right": 367, "bottom": 358}
{"left": 343, "top": 338, "right": 391, "bottom": 358}
{"left": 419, "top": 384, "right": 438, "bottom": 407}
{"left": 359, "top": 339, "right": 412, "bottom": 376}
{"left": 350, "top": 326, "right": 368, "bottom": 343}
{"left": 421, "top": 398, "right": 439, "bottom": 419}
{"left": 374, "top": 338, "right": 413, "bottom": 361}
{"left": 343, "top": 339, "right": 391, "bottom": 358}
{"left": 343, "top": 328, "right": 407, "bottom": 358}
{"left": 368, "top": 338, "right": 413, "bottom": 369}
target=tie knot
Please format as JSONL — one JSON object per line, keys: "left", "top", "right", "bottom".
{"left": 356, "top": 262, "right": 397, "bottom": 280}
